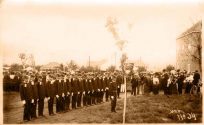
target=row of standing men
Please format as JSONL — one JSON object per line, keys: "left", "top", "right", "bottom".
{"left": 20, "top": 73, "right": 123, "bottom": 121}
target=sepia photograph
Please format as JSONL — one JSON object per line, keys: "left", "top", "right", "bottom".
{"left": 0, "top": 0, "right": 203, "bottom": 124}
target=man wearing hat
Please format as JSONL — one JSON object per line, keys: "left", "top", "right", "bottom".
{"left": 161, "top": 69, "right": 169, "bottom": 95}
{"left": 105, "top": 74, "right": 111, "bottom": 102}
{"left": 96, "top": 75, "right": 102, "bottom": 103}
{"left": 63, "top": 74, "right": 69, "bottom": 112}
{"left": 37, "top": 75, "right": 46, "bottom": 117}
{"left": 101, "top": 75, "right": 106, "bottom": 103}
{"left": 55, "top": 74, "right": 65, "bottom": 113}
{"left": 177, "top": 71, "right": 185, "bottom": 95}
{"left": 92, "top": 76, "right": 98, "bottom": 105}
{"left": 71, "top": 75, "right": 78, "bottom": 109}
{"left": 192, "top": 70, "right": 201, "bottom": 94}
{"left": 30, "top": 74, "right": 39, "bottom": 119}
{"left": 131, "top": 75, "right": 138, "bottom": 96}
{"left": 109, "top": 75, "right": 117, "bottom": 112}
{"left": 116, "top": 73, "right": 122, "bottom": 98}
{"left": 20, "top": 75, "right": 32, "bottom": 121}
{"left": 46, "top": 75, "right": 56, "bottom": 116}
{"left": 82, "top": 75, "right": 88, "bottom": 106}
{"left": 64, "top": 74, "right": 72, "bottom": 111}
{"left": 77, "top": 75, "right": 84, "bottom": 108}
{"left": 87, "top": 75, "right": 93, "bottom": 105}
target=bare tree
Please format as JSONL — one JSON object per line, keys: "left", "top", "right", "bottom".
{"left": 106, "top": 17, "right": 128, "bottom": 68}
{"left": 67, "top": 60, "right": 78, "bottom": 71}
{"left": 18, "top": 53, "right": 36, "bottom": 69}
{"left": 18, "top": 53, "right": 27, "bottom": 69}
{"left": 106, "top": 17, "right": 131, "bottom": 124}
{"left": 27, "top": 54, "right": 35, "bottom": 68}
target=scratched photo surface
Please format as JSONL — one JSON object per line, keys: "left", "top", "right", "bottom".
{"left": 1, "top": 0, "right": 203, "bottom": 124}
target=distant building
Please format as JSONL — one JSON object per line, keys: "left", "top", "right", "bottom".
{"left": 41, "top": 62, "right": 60, "bottom": 71}
{"left": 176, "top": 21, "right": 202, "bottom": 73}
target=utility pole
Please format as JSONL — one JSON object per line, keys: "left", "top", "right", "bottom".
{"left": 89, "top": 56, "right": 90, "bottom": 67}
{"left": 115, "top": 52, "right": 117, "bottom": 68}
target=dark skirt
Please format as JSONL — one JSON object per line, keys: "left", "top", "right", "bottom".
{"left": 152, "top": 84, "right": 159, "bottom": 95}
{"left": 171, "top": 83, "right": 178, "bottom": 94}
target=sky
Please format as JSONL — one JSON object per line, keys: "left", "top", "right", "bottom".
{"left": 0, "top": 0, "right": 203, "bottom": 70}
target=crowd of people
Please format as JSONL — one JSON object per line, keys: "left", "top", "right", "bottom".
{"left": 3, "top": 68, "right": 202, "bottom": 122}
{"left": 3, "top": 71, "right": 22, "bottom": 91}
{"left": 16, "top": 70, "right": 123, "bottom": 122}
{"left": 130, "top": 69, "right": 202, "bottom": 97}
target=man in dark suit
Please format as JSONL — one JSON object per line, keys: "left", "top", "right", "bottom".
{"left": 77, "top": 76, "right": 83, "bottom": 108}
{"left": 83, "top": 76, "right": 88, "bottom": 107}
{"left": 101, "top": 75, "right": 106, "bottom": 103}
{"left": 87, "top": 76, "right": 93, "bottom": 105}
{"left": 3, "top": 72, "right": 10, "bottom": 91}
{"left": 105, "top": 75, "right": 112, "bottom": 102}
{"left": 37, "top": 76, "right": 46, "bottom": 117}
{"left": 177, "top": 72, "right": 185, "bottom": 95}
{"left": 30, "top": 75, "right": 38, "bottom": 119}
{"left": 71, "top": 76, "right": 78, "bottom": 109}
{"left": 64, "top": 74, "right": 71, "bottom": 111}
{"left": 20, "top": 75, "right": 32, "bottom": 121}
{"left": 60, "top": 75, "right": 66, "bottom": 112}
{"left": 193, "top": 70, "right": 200, "bottom": 86}
{"left": 92, "top": 76, "right": 97, "bottom": 105}
{"left": 131, "top": 75, "right": 138, "bottom": 96}
{"left": 46, "top": 75, "right": 56, "bottom": 116}
{"left": 96, "top": 76, "right": 102, "bottom": 103}
{"left": 109, "top": 75, "right": 117, "bottom": 113}
{"left": 162, "top": 70, "right": 169, "bottom": 95}
{"left": 193, "top": 70, "right": 201, "bottom": 93}
{"left": 55, "top": 74, "right": 65, "bottom": 113}
{"left": 116, "top": 74, "right": 122, "bottom": 98}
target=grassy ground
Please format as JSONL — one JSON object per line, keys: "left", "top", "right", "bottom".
{"left": 125, "top": 94, "right": 202, "bottom": 123}
{"left": 3, "top": 91, "right": 202, "bottom": 124}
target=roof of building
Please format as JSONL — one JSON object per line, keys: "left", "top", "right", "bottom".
{"left": 177, "top": 20, "right": 202, "bottom": 39}
{"left": 41, "top": 62, "right": 60, "bottom": 69}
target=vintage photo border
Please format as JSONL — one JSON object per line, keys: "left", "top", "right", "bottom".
{"left": 0, "top": 0, "right": 204, "bottom": 124}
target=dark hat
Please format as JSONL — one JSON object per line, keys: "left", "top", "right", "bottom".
{"left": 30, "top": 74, "right": 35, "bottom": 78}
{"left": 38, "top": 75, "right": 43, "bottom": 79}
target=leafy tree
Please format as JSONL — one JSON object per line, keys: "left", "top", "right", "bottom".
{"left": 79, "top": 66, "right": 88, "bottom": 72}
{"left": 67, "top": 60, "right": 78, "bottom": 71}
{"left": 166, "top": 65, "right": 175, "bottom": 72}
{"left": 10, "top": 63, "right": 23, "bottom": 72}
